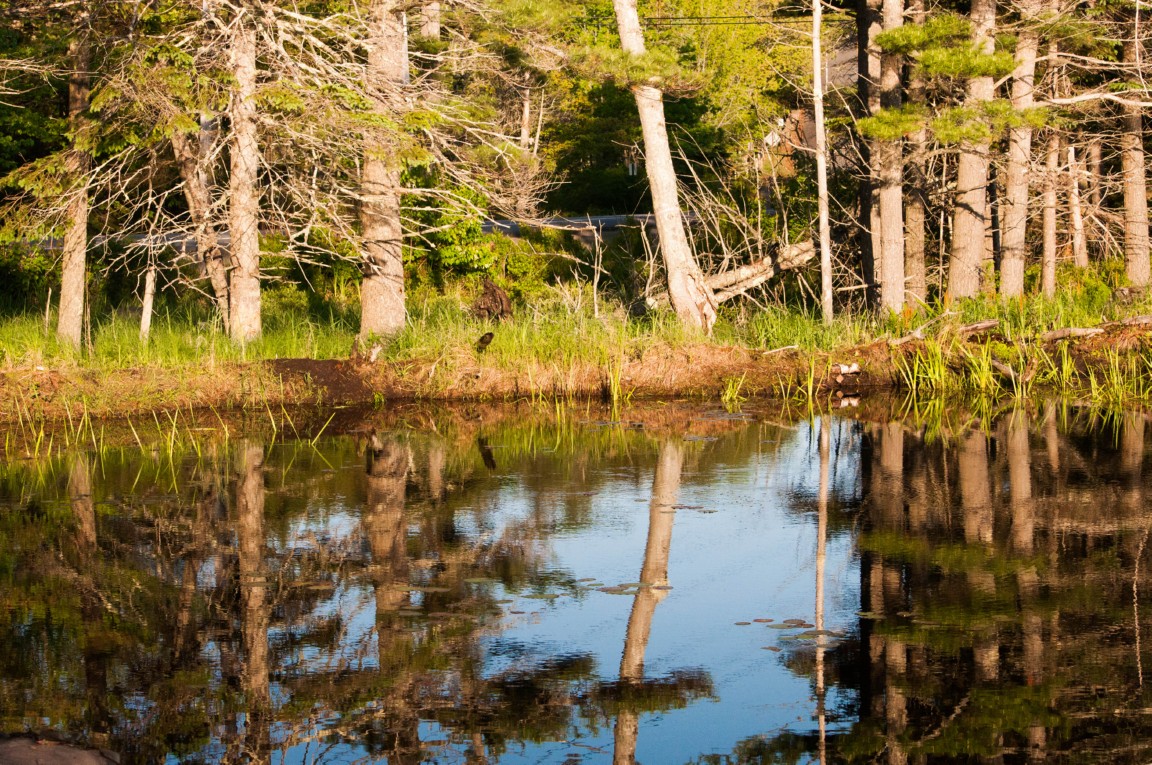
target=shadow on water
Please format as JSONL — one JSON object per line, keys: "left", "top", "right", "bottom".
{"left": 3, "top": 399, "right": 1152, "bottom": 762}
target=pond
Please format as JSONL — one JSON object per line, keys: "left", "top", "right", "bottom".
{"left": 0, "top": 401, "right": 1150, "bottom": 763}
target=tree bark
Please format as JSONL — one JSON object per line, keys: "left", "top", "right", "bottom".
{"left": 1121, "top": 36, "right": 1150, "bottom": 286}
{"left": 58, "top": 31, "right": 91, "bottom": 349}
{"left": 228, "top": 14, "right": 262, "bottom": 343}
{"left": 359, "top": 0, "right": 409, "bottom": 339}
{"left": 1000, "top": 9, "right": 1040, "bottom": 298}
{"left": 1087, "top": 139, "right": 1102, "bottom": 210}
{"left": 876, "top": 0, "right": 905, "bottom": 313}
{"left": 612, "top": 0, "right": 717, "bottom": 332}
{"left": 172, "top": 123, "right": 230, "bottom": 327}
{"left": 1042, "top": 131, "right": 1058, "bottom": 296}
{"left": 139, "top": 264, "right": 156, "bottom": 342}
{"left": 948, "top": 0, "right": 996, "bottom": 298}
{"left": 904, "top": 0, "right": 928, "bottom": 306}
{"left": 418, "top": 1, "right": 440, "bottom": 39}
{"left": 1068, "top": 145, "right": 1089, "bottom": 267}
{"left": 813, "top": 0, "right": 834, "bottom": 322}
{"left": 519, "top": 87, "right": 533, "bottom": 150}
{"left": 859, "top": 0, "right": 882, "bottom": 303}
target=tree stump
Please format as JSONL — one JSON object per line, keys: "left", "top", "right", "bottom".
{"left": 471, "top": 277, "right": 513, "bottom": 321}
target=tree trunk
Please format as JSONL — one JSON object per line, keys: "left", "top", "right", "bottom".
{"left": 1042, "top": 131, "right": 1058, "bottom": 296}
{"left": 948, "top": 0, "right": 996, "bottom": 298}
{"left": 519, "top": 87, "right": 532, "bottom": 149}
{"left": 999, "top": 14, "right": 1039, "bottom": 298}
{"left": 1068, "top": 145, "right": 1089, "bottom": 267}
{"left": 139, "top": 265, "right": 156, "bottom": 342}
{"left": 359, "top": 0, "right": 409, "bottom": 339}
{"left": 612, "top": 0, "right": 717, "bottom": 332}
{"left": 58, "top": 32, "right": 91, "bottom": 349}
{"left": 172, "top": 123, "right": 230, "bottom": 327}
{"left": 813, "top": 0, "right": 834, "bottom": 322}
{"left": 228, "top": 16, "right": 262, "bottom": 343}
{"left": 876, "top": 0, "right": 905, "bottom": 313}
{"left": 904, "top": 0, "right": 928, "bottom": 306}
{"left": 418, "top": 1, "right": 440, "bottom": 38}
{"left": 859, "top": 0, "right": 882, "bottom": 303}
{"left": 1087, "top": 139, "right": 1102, "bottom": 210}
{"left": 1121, "top": 36, "right": 1150, "bottom": 286}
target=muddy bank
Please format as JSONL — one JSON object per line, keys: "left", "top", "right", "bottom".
{"left": 0, "top": 341, "right": 887, "bottom": 424}
{"left": 1, "top": 320, "right": 1149, "bottom": 424}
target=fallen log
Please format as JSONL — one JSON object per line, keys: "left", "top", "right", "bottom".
{"left": 956, "top": 319, "right": 999, "bottom": 336}
{"left": 1040, "top": 327, "right": 1104, "bottom": 342}
{"left": 989, "top": 359, "right": 1018, "bottom": 385}
{"left": 712, "top": 241, "right": 816, "bottom": 303}
{"left": 888, "top": 310, "right": 958, "bottom": 346}
{"left": 649, "top": 241, "right": 817, "bottom": 307}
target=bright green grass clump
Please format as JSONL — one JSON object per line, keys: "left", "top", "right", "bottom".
{"left": 0, "top": 310, "right": 358, "bottom": 369}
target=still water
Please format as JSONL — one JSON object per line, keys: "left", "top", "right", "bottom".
{"left": 0, "top": 402, "right": 1149, "bottom": 763}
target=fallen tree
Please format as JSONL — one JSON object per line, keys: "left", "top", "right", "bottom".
{"left": 650, "top": 240, "right": 817, "bottom": 307}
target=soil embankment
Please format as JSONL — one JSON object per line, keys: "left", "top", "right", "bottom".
{"left": 1, "top": 319, "right": 1149, "bottom": 423}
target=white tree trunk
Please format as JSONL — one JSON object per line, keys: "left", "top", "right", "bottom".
{"left": 1068, "top": 146, "right": 1088, "bottom": 267}
{"left": 59, "top": 33, "right": 91, "bottom": 350}
{"left": 228, "top": 17, "right": 262, "bottom": 343}
{"left": 418, "top": 1, "right": 440, "bottom": 39}
{"left": 519, "top": 87, "right": 532, "bottom": 150}
{"left": 1042, "top": 132, "right": 1058, "bottom": 297}
{"left": 904, "top": 0, "right": 928, "bottom": 306}
{"left": 1122, "top": 36, "right": 1150, "bottom": 286}
{"left": 612, "top": 0, "right": 717, "bottom": 332}
{"left": 948, "top": 0, "right": 996, "bottom": 298}
{"left": 139, "top": 265, "right": 156, "bottom": 342}
{"left": 359, "top": 0, "right": 409, "bottom": 339}
{"left": 813, "top": 0, "right": 834, "bottom": 323}
{"left": 999, "top": 12, "right": 1039, "bottom": 298}
{"left": 876, "top": 0, "right": 905, "bottom": 313}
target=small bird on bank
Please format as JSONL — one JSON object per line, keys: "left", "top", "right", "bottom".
{"left": 476, "top": 332, "right": 494, "bottom": 352}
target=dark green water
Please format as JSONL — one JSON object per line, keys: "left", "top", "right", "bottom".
{"left": 1, "top": 402, "right": 1150, "bottom": 763}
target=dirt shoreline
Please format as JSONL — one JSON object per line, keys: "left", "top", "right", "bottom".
{"left": 1, "top": 324, "right": 1148, "bottom": 424}
{"left": 0, "top": 342, "right": 886, "bottom": 424}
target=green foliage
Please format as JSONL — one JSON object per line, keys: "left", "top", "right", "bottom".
{"left": 918, "top": 46, "right": 1016, "bottom": 79}
{"left": 875, "top": 14, "right": 972, "bottom": 54}
{"left": 858, "top": 104, "right": 927, "bottom": 141}
{"left": 575, "top": 44, "right": 700, "bottom": 92}
{"left": 930, "top": 100, "right": 1036, "bottom": 143}
{"left": 0, "top": 244, "right": 57, "bottom": 311}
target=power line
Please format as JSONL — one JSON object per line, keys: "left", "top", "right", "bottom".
{"left": 582, "top": 12, "right": 851, "bottom": 29}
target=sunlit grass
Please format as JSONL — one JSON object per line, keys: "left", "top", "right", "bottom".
{"left": 0, "top": 307, "right": 358, "bottom": 370}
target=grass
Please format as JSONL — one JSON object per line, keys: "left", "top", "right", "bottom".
{"left": 0, "top": 309, "right": 356, "bottom": 370}
{"left": 6, "top": 260, "right": 1152, "bottom": 414}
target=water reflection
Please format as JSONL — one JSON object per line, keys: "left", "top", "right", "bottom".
{"left": 6, "top": 403, "right": 1152, "bottom": 762}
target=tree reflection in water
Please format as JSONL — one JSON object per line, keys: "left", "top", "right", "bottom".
{"left": 6, "top": 404, "right": 1152, "bottom": 762}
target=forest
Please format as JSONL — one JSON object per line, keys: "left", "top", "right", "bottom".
{"left": 1, "top": 0, "right": 1151, "bottom": 406}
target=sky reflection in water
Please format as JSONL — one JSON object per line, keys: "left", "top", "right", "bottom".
{"left": 0, "top": 403, "right": 1149, "bottom": 763}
